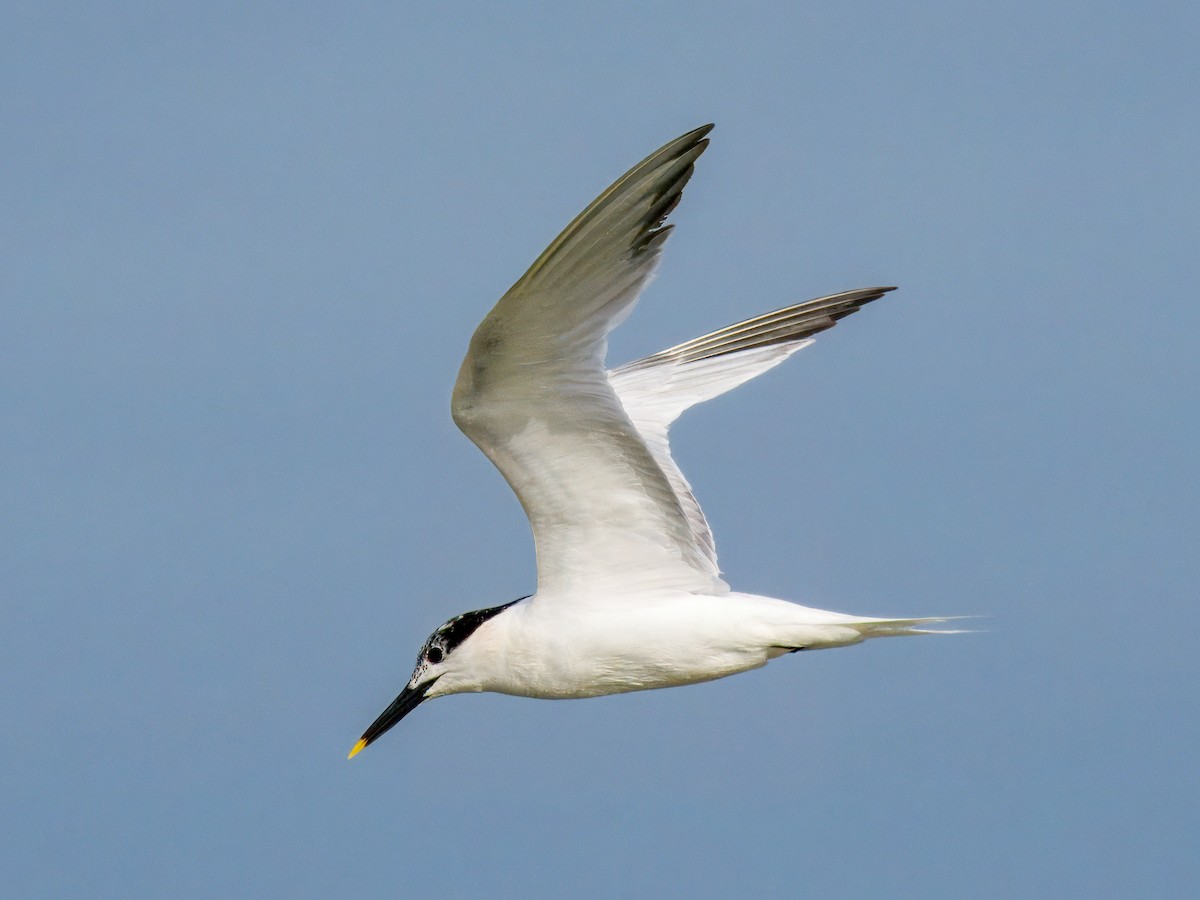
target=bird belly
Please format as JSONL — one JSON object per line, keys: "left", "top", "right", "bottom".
{"left": 487, "top": 650, "right": 765, "bottom": 699}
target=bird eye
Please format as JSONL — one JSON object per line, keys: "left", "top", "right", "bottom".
{"left": 427, "top": 646, "right": 444, "bottom": 664}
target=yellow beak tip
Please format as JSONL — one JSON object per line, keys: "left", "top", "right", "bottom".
{"left": 347, "top": 738, "right": 368, "bottom": 760}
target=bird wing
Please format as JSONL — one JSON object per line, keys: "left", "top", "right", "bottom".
{"left": 608, "top": 287, "right": 895, "bottom": 577}
{"left": 451, "top": 125, "right": 720, "bottom": 599}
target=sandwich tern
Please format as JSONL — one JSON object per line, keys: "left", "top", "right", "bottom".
{"left": 349, "top": 124, "right": 954, "bottom": 758}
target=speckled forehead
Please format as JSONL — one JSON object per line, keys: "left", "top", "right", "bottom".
{"left": 408, "top": 608, "right": 489, "bottom": 683}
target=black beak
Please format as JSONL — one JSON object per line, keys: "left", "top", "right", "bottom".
{"left": 347, "top": 678, "right": 436, "bottom": 758}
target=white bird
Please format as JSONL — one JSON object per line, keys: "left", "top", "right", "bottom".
{"left": 349, "top": 124, "right": 954, "bottom": 758}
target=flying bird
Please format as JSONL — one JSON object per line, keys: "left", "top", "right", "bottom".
{"left": 349, "top": 124, "right": 954, "bottom": 758}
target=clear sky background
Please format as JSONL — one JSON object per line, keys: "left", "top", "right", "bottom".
{"left": 4, "top": 3, "right": 1198, "bottom": 897}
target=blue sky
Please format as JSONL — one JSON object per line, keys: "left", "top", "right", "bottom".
{"left": 3, "top": 2, "right": 1198, "bottom": 897}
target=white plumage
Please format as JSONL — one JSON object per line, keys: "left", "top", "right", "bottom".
{"left": 350, "top": 125, "right": 955, "bottom": 757}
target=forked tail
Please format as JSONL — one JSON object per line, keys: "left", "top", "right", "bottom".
{"left": 849, "top": 616, "right": 973, "bottom": 639}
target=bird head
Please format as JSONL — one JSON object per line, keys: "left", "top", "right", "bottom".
{"left": 347, "top": 598, "right": 523, "bottom": 758}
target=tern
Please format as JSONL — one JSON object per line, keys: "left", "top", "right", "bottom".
{"left": 349, "top": 124, "right": 954, "bottom": 759}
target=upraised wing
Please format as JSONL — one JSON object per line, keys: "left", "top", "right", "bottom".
{"left": 608, "top": 287, "right": 895, "bottom": 577}
{"left": 452, "top": 126, "right": 720, "bottom": 599}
